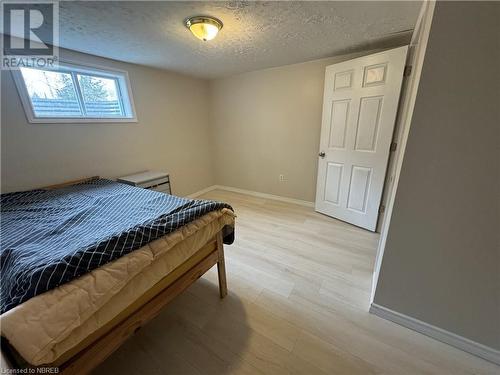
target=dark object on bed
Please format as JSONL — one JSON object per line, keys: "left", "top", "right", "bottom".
{"left": 0, "top": 178, "right": 233, "bottom": 314}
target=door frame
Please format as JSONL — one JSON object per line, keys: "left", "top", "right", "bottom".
{"left": 370, "top": 0, "right": 436, "bottom": 302}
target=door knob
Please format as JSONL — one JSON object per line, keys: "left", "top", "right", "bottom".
{"left": 319, "top": 152, "right": 326, "bottom": 158}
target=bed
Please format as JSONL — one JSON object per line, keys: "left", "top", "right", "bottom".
{"left": 0, "top": 177, "right": 235, "bottom": 374}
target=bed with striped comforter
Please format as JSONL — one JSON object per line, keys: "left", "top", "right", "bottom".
{"left": 0, "top": 178, "right": 233, "bottom": 314}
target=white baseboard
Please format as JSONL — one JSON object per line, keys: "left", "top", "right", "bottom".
{"left": 215, "top": 185, "right": 314, "bottom": 207}
{"left": 369, "top": 303, "right": 500, "bottom": 365}
{"left": 187, "top": 185, "right": 218, "bottom": 198}
{"left": 187, "top": 184, "right": 314, "bottom": 208}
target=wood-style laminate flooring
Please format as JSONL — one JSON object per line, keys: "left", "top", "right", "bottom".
{"left": 93, "top": 190, "right": 499, "bottom": 375}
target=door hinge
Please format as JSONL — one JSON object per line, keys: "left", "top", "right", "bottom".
{"left": 404, "top": 65, "right": 412, "bottom": 77}
{"left": 390, "top": 142, "right": 397, "bottom": 152}
{"left": 379, "top": 205, "right": 386, "bottom": 214}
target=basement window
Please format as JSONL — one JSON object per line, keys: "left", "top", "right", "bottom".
{"left": 12, "top": 62, "right": 137, "bottom": 123}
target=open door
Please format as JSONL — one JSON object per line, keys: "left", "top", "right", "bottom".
{"left": 315, "top": 46, "right": 408, "bottom": 231}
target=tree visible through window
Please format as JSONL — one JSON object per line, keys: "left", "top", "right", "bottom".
{"left": 77, "top": 75, "right": 123, "bottom": 117}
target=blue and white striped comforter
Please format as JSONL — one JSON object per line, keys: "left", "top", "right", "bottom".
{"left": 0, "top": 179, "right": 233, "bottom": 314}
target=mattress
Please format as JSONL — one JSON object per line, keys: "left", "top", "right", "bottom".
{"left": 0, "top": 178, "right": 233, "bottom": 314}
{"left": 1, "top": 208, "right": 235, "bottom": 366}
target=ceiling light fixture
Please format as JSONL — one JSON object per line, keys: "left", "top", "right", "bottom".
{"left": 185, "top": 16, "right": 223, "bottom": 41}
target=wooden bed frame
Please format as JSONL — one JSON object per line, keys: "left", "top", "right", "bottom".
{"left": 1, "top": 177, "right": 228, "bottom": 374}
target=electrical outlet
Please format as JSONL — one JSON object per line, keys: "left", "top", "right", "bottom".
{"left": 279, "top": 174, "right": 285, "bottom": 182}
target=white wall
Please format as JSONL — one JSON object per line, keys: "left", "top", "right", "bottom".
{"left": 209, "top": 50, "right": 383, "bottom": 202}
{"left": 1, "top": 48, "right": 214, "bottom": 196}
{"left": 373, "top": 1, "right": 500, "bottom": 351}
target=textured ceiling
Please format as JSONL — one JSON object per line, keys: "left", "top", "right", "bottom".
{"left": 59, "top": 1, "right": 422, "bottom": 79}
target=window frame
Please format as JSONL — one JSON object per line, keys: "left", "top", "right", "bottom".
{"left": 11, "top": 60, "right": 138, "bottom": 124}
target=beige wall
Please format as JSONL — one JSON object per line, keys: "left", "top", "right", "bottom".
{"left": 209, "top": 51, "right": 381, "bottom": 202}
{"left": 1, "top": 47, "right": 389, "bottom": 202}
{"left": 1, "top": 48, "right": 214, "bottom": 196}
{"left": 374, "top": 1, "right": 500, "bottom": 350}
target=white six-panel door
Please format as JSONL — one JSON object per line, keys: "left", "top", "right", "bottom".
{"left": 315, "top": 46, "right": 408, "bottom": 231}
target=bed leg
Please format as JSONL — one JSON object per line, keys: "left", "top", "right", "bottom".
{"left": 216, "top": 231, "right": 227, "bottom": 298}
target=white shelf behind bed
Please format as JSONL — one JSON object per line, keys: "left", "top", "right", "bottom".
{"left": 117, "top": 171, "right": 171, "bottom": 194}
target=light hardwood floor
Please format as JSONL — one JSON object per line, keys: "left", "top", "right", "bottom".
{"left": 94, "top": 190, "right": 500, "bottom": 375}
